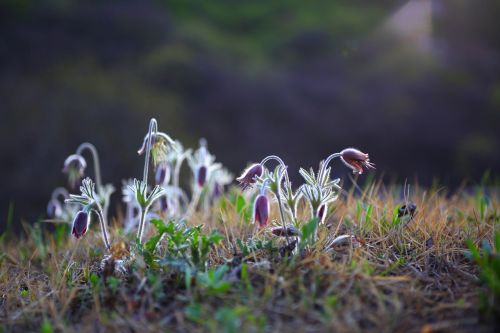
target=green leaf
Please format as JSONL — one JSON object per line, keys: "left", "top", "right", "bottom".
{"left": 89, "top": 273, "right": 100, "bottom": 289}
{"left": 236, "top": 194, "right": 246, "bottom": 215}
{"left": 299, "top": 218, "right": 318, "bottom": 251}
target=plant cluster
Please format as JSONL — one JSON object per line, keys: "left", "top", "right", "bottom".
{"left": 47, "top": 118, "right": 232, "bottom": 264}
{"left": 236, "top": 148, "right": 375, "bottom": 251}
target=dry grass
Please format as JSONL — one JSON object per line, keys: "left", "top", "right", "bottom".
{"left": 0, "top": 181, "right": 498, "bottom": 333}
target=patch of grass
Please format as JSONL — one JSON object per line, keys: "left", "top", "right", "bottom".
{"left": 0, "top": 182, "right": 498, "bottom": 332}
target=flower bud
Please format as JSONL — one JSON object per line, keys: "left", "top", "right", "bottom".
{"left": 71, "top": 210, "right": 90, "bottom": 239}
{"left": 47, "top": 199, "right": 62, "bottom": 219}
{"left": 155, "top": 163, "right": 170, "bottom": 186}
{"left": 340, "top": 148, "right": 375, "bottom": 175}
{"left": 253, "top": 194, "right": 270, "bottom": 228}
{"left": 237, "top": 163, "right": 264, "bottom": 190}
{"left": 197, "top": 166, "right": 208, "bottom": 187}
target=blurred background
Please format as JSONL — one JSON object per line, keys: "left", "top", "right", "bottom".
{"left": 1, "top": 0, "right": 499, "bottom": 225}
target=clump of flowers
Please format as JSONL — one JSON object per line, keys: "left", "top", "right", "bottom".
{"left": 49, "top": 118, "right": 232, "bottom": 259}
{"left": 237, "top": 148, "right": 375, "bottom": 247}
{"left": 48, "top": 115, "right": 373, "bottom": 266}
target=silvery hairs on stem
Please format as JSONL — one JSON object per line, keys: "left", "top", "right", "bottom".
{"left": 133, "top": 118, "right": 179, "bottom": 244}
{"left": 65, "top": 177, "right": 111, "bottom": 250}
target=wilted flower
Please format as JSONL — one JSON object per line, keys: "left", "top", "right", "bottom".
{"left": 155, "top": 163, "right": 171, "bottom": 186}
{"left": 253, "top": 194, "right": 270, "bottom": 228}
{"left": 398, "top": 202, "right": 417, "bottom": 218}
{"left": 63, "top": 154, "right": 87, "bottom": 189}
{"left": 340, "top": 148, "right": 375, "bottom": 175}
{"left": 237, "top": 163, "right": 263, "bottom": 190}
{"left": 71, "top": 210, "right": 90, "bottom": 239}
{"left": 271, "top": 225, "right": 299, "bottom": 237}
{"left": 47, "top": 199, "right": 62, "bottom": 219}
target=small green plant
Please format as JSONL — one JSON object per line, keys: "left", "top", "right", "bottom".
{"left": 467, "top": 232, "right": 500, "bottom": 315}
{"left": 141, "top": 219, "right": 223, "bottom": 273}
{"left": 195, "top": 265, "right": 231, "bottom": 295}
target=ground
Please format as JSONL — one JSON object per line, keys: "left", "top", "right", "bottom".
{"left": 0, "top": 182, "right": 498, "bottom": 333}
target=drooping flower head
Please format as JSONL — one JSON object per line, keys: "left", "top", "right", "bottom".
{"left": 71, "top": 210, "right": 90, "bottom": 239}
{"left": 63, "top": 154, "right": 87, "bottom": 189}
{"left": 271, "top": 225, "right": 299, "bottom": 237}
{"left": 237, "top": 163, "right": 263, "bottom": 190}
{"left": 253, "top": 194, "right": 270, "bottom": 228}
{"left": 340, "top": 148, "right": 375, "bottom": 175}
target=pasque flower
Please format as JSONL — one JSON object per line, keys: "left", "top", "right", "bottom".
{"left": 340, "top": 148, "right": 375, "bottom": 175}
{"left": 253, "top": 194, "right": 270, "bottom": 228}
{"left": 71, "top": 210, "right": 90, "bottom": 239}
{"left": 237, "top": 163, "right": 263, "bottom": 190}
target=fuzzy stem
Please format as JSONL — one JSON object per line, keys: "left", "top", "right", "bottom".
{"left": 93, "top": 204, "right": 111, "bottom": 251}
{"left": 76, "top": 143, "right": 103, "bottom": 190}
{"left": 261, "top": 156, "right": 291, "bottom": 247}
{"left": 318, "top": 152, "right": 341, "bottom": 184}
{"left": 261, "top": 155, "right": 292, "bottom": 186}
{"left": 174, "top": 149, "right": 190, "bottom": 189}
{"left": 184, "top": 188, "right": 201, "bottom": 220}
{"left": 137, "top": 208, "right": 147, "bottom": 244}
{"left": 143, "top": 119, "right": 158, "bottom": 185}
{"left": 76, "top": 143, "right": 112, "bottom": 226}
{"left": 275, "top": 170, "right": 290, "bottom": 247}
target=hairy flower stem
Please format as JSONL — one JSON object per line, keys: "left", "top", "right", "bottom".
{"left": 137, "top": 118, "right": 158, "bottom": 243}
{"left": 143, "top": 119, "right": 158, "bottom": 185}
{"left": 261, "top": 155, "right": 290, "bottom": 247}
{"left": 174, "top": 150, "right": 190, "bottom": 189}
{"left": 76, "top": 143, "right": 103, "bottom": 190}
{"left": 76, "top": 143, "right": 110, "bottom": 223}
{"left": 93, "top": 204, "right": 111, "bottom": 251}
{"left": 137, "top": 209, "right": 147, "bottom": 244}
{"left": 318, "top": 153, "right": 341, "bottom": 183}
